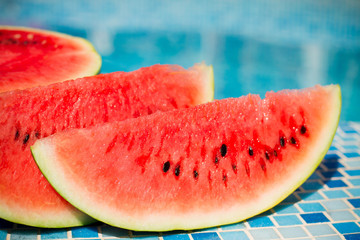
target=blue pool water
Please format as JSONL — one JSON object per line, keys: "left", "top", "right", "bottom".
{"left": 1, "top": 0, "right": 359, "bottom": 121}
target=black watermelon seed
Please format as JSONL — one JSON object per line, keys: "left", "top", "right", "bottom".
{"left": 232, "top": 163, "right": 237, "bottom": 173}
{"left": 222, "top": 173, "right": 228, "bottom": 182}
{"left": 214, "top": 156, "right": 219, "bottom": 165}
{"left": 162, "top": 161, "right": 170, "bottom": 173}
{"left": 280, "top": 137, "right": 285, "bottom": 147}
{"left": 193, "top": 170, "right": 199, "bottom": 179}
{"left": 220, "top": 144, "right": 227, "bottom": 157}
{"left": 174, "top": 165, "right": 181, "bottom": 177}
{"left": 301, "top": 125, "right": 307, "bottom": 134}
{"left": 14, "top": 130, "right": 20, "bottom": 140}
{"left": 265, "top": 151, "right": 270, "bottom": 160}
{"left": 290, "top": 137, "right": 297, "bottom": 145}
{"left": 274, "top": 150, "right": 278, "bottom": 157}
{"left": 23, "top": 134, "right": 30, "bottom": 145}
{"left": 248, "top": 146, "right": 254, "bottom": 156}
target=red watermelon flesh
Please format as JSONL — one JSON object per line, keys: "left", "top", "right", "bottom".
{"left": 0, "top": 63, "right": 213, "bottom": 227}
{"left": 32, "top": 85, "right": 341, "bottom": 231}
{"left": 0, "top": 26, "right": 101, "bottom": 92}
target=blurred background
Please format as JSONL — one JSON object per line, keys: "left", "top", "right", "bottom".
{"left": 1, "top": 0, "right": 359, "bottom": 121}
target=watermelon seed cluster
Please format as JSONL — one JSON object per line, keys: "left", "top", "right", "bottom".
{"left": 158, "top": 124, "right": 308, "bottom": 184}
{"left": 156, "top": 109, "right": 309, "bottom": 187}
{"left": 0, "top": 32, "right": 56, "bottom": 49}
{"left": 13, "top": 124, "right": 42, "bottom": 151}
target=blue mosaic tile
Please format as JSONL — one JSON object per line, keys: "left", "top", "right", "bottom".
{"left": 219, "top": 231, "right": 250, "bottom": 240}
{"left": 332, "top": 222, "right": 360, "bottom": 234}
{"left": 71, "top": 226, "right": 99, "bottom": 238}
{"left": 191, "top": 232, "right": 220, "bottom": 240}
{"left": 220, "top": 222, "right": 246, "bottom": 230}
{"left": 323, "top": 200, "right": 350, "bottom": 211}
{"left": 316, "top": 235, "right": 342, "bottom": 240}
{"left": 297, "top": 191, "right": 324, "bottom": 201}
{"left": 132, "top": 236, "right": 159, "bottom": 240}
{"left": 343, "top": 145, "right": 359, "bottom": 150}
{"left": 300, "top": 213, "right": 330, "bottom": 224}
{"left": 345, "top": 170, "right": 360, "bottom": 177}
{"left": 321, "top": 171, "right": 344, "bottom": 179}
{"left": 328, "top": 210, "right": 357, "bottom": 221}
{"left": 0, "top": 230, "right": 7, "bottom": 240}
{"left": 298, "top": 202, "right": 326, "bottom": 212}
{"left": 40, "top": 229, "right": 68, "bottom": 239}
{"left": 248, "top": 228, "right": 279, "bottom": 239}
{"left": 301, "top": 181, "right": 323, "bottom": 190}
{"left": 324, "top": 153, "right": 341, "bottom": 161}
{"left": 273, "top": 203, "right": 300, "bottom": 214}
{"left": 323, "top": 161, "right": 344, "bottom": 169}
{"left": 306, "top": 223, "right": 336, "bottom": 236}
{"left": 277, "top": 226, "right": 308, "bottom": 238}
{"left": 273, "top": 215, "right": 302, "bottom": 226}
{"left": 163, "top": 234, "right": 190, "bottom": 240}
{"left": 348, "top": 198, "right": 360, "bottom": 208}
{"left": 353, "top": 209, "right": 360, "bottom": 218}
{"left": 344, "top": 233, "right": 360, "bottom": 240}
{"left": 329, "top": 146, "right": 338, "bottom": 151}
{"left": 10, "top": 229, "right": 38, "bottom": 240}
{"left": 348, "top": 188, "right": 360, "bottom": 197}
{"left": 346, "top": 161, "right": 360, "bottom": 168}
{"left": 349, "top": 179, "right": 360, "bottom": 186}
{"left": 323, "top": 189, "right": 350, "bottom": 199}
{"left": 326, "top": 179, "right": 348, "bottom": 188}
{"left": 246, "top": 216, "right": 274, "bottom": 228}
{"left": 344, "top": 152, "right": 360, "bottom": 158}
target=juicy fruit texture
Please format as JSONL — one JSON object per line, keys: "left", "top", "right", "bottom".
{"left": 32, "top": 85, "right": 341, "bottom": 231}
{"left": 0, "top": 26, "right": 101, "bottom": 92}
{"left": 0, "top": 63, "right": 213, "bottom": 227}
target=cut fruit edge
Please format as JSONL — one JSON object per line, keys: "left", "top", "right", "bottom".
{"left": 31, "top": 85, "right": 341, "bottom": 231}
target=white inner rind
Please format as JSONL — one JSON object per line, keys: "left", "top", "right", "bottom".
{"left": 32, "top": 85, "right": 341, "bottom": 231}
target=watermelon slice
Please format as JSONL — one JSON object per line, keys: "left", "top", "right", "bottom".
{"left": 31, "top": 85, "right": 341, "bottom": 231}
{"left": 0, "top": 26, "right": 101, "bottom": 92}
{"left": 0, "top": 63, "right": 213, "bottom": 227}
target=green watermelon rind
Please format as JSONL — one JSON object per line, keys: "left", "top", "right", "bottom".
{"left": 0, "top": 25, "right": 102, "bottom": 87}
{"left": 0, "top": 195, "right": 96, "bottom": 228}
{"left": 31, "top": 85, "right": 341, "bottom": 231}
